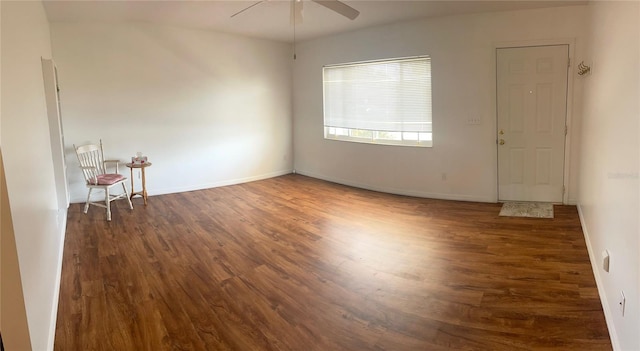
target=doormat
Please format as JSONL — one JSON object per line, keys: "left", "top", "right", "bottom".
{"left": 499, "top": 202, "right": 554, "bottom": 218}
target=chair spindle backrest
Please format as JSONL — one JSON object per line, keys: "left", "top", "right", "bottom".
{"left": 74, "top": 140, "right": 107, "bottom": 184}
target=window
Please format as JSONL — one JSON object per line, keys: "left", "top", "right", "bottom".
{"left": 323, "top": 56, "right": 432, "bottom": 147}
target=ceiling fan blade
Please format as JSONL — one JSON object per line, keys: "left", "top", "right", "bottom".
{"left": 312, "top": 0, "right": 359, "bottom": 20}
{"left": 231, "top": 1, "right": 267, "bottom": 18}
{"left": 290, "top": 0, "right": 304, "bottom": 25}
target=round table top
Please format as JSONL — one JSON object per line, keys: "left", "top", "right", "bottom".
{"left": 125, "top": 162, "right": 152, "bottom": 168}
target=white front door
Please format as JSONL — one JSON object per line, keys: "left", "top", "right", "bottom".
{"left": 497, "top": 45, "right": 569, "bottom": 203}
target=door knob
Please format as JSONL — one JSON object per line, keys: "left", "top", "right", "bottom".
{"left": 499, "top": 129, "right": 504, "bottom": 135}
{"left": 499, "top": 139, "right": 505, "bottom": 145}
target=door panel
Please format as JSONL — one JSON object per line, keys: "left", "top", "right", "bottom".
{"left": 497, "top": 45, "right": 568, "bottom": 202}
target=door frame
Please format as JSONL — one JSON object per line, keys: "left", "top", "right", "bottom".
{"left": 42, "top": 58, "right": 70, "bottom": 210}
{"left": 493, "top": 38, "right": 576, "bottom": 204}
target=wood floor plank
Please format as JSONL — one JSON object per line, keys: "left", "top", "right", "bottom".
{"left": 54, "top": 174, "right": 611, "bottom": 350}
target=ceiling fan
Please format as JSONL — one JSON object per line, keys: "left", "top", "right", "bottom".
{"left": 231, "top": 0, "right": 360, "bottom": 23}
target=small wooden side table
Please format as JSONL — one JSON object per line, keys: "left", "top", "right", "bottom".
{"left": 125, "top": 162, "right": 152, "bottom": 206}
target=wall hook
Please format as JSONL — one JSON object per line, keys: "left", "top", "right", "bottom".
{"left": 578, "top": 61, "right": 591, "bottom": 76}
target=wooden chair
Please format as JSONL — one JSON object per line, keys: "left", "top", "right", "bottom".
{"left": 74, "top": 140, "right": 133, "bottom": 221}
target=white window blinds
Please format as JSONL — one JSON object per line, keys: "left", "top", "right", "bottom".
{"left": 323, "top": 56, "right": 432, "bottom": 140}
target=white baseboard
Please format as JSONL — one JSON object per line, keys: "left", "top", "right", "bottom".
{"left": 69, "top": 169, "right": 294, "bottom": 203}
{"left": 48, "top": 207, "right": 68, "bottom": 351}
{"left": 576, "top": 204, "right": 620, "bottom": 351}
{"left": 566, "top": 197, "right": 578, "bottom": 205}
{"left": 151, "top": 169, "right": 293, "bottom": 197}
{"left": 294, "top": 169, "right": 495, "bottom": 203}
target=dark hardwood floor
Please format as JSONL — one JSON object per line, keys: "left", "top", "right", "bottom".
{"left": 54, "top": 174, "right": 611, "bottom": 350}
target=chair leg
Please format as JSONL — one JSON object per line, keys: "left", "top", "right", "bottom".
{"left": 105, "top": 187, "right": 111, "bottom": 221}
{"left": 84, "top": 188, "right": 92, "bottom": 214}
{"left": 123, "top": 182, "right": 133, "bottom": 210}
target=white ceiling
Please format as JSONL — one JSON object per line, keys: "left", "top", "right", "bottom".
{"left": 42, "top": 0, "right": 586, "bottom": 43}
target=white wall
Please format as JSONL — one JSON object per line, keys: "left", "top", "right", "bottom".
{"left": 1, "top": 150, "right": 33, "bottom": 350}
{"left": 50, "top": 23, "right": 293, "bottom": 203}
{"left": 578, "top": 1, "right": 639, "bottom": 350}
{"left": 293, "top": 6, "right": 587, "bottom": 203}
{"left": 1, "top": 1, "right": 68, "bottom": 350}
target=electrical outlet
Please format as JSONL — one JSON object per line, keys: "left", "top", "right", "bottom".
{"left": 619, "top": 291, "right": 626, "bottom": 316}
